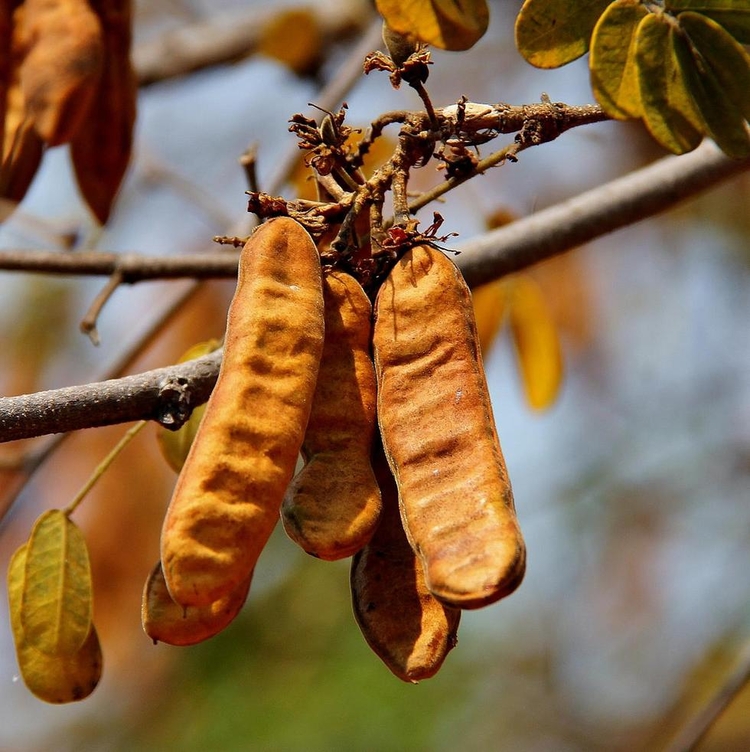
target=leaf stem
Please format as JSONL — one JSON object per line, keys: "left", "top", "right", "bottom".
{"left": 63, "top": 420, "right": 148, "bottom": 518}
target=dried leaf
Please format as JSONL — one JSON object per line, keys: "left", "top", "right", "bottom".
{"left": 589, "top": 0, "right": 648, "bottom": 119}
{"left": 508, "top": 275, "right": 564, "bottom": 411}
{"left": 141, "top": 561, "right": 252, "bottom": 646}
{"left": 21, "top": 510, "right": 93, "bottom": 656}
{"left": 8, "top": 545, "right": 102, "bottom": 703}
{"left": 376, "top": 0, "right": 489, "bottom": 51}
{"left": 156, "top": 339, "right": 220, "bottom": 473}
{"left": 71, "top": 0, "right": 136, "bottom": 224}
{"left": 515, "top": 0, "right": 611, "bottom": 68}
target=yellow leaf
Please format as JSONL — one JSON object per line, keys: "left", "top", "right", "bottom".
{"left": 21, "top": 510, "right": 93, "bottom": 656}
{"left": 515, "top": 0, "right": 611, "bottom": 68}
{"left": 471, "top": 279, "right": 507, "bottom": 357}
{"left": 508, "top": 275, "right": 564, "bottom": 411}
{"left": 635, "top": 13, "right": 703, "bottom": 155}
{"left": 141, "top": 561, "right": 252, "bottom": 647}
{"left": 8, "top": 545, "right": 102, "bottom": 703}
{"left": 257, "top": 8, "right": 323, "bottom": 77}
{"left": 589, "top": 0, "right": 648, "bottom": 119}
{"left": 376, "top": 0, "right": 489, "bottom": 51}
{"left": 157, "top": 339, "right": 220, "bottom": 473}
{"left": 667, "top": 0, "right": 750, "bottom": 42}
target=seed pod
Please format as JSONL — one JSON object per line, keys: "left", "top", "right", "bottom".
{"left": 141, "top": 561, "right": 252, "bottom": 647}
{"left": 161, "top": 217, "right": 324, "bottom": 608}
{"left": 351, "top": 446, "right": 460, "bottom": 682}
{"left": 71, "top": 0, "right": 136, "bottom": 224}
{"left": 20, "top": 0, "right": 104, "bottom": 145}
{"left": 373, "top": 245, "right": 526, "bottom": 609}
{"left": 282, "top": 270, "right": 381, "bottom": 560}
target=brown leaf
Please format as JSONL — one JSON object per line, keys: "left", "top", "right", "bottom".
{"left": 71, "top": 0, "right": 136, "bottom": 223}
{"left": 20, "top": 0, "right": 104, "bottom": 145}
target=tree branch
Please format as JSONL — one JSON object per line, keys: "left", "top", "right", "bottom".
{"left": 0, "top": 140, "right": 748, "bottom": 443}
{"left": 455, "top": 139, "right": 750, "bottom": 288}
{"left": 133, "top": 3, "right": 374, "bottom": 86}
{"left": 0, "top": 350, "right": 222, "bottom": 443}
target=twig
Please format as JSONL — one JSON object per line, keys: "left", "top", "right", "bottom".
{"left": 80, "top": 270, "right": 124, "bottom": 345}
{"left": 239, "top": 144, "right": 260, "bottom": 194}
{"left": 663, "top": 638, "right": 750, "bottom": 752}
{"left": 63, "top": 421, "right": 148, "bottom": 517}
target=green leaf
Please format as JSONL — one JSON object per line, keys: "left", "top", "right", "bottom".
{"left": 673, "top": 21, "right": 750, "bottom": 157}
{"left": 21, "top": 510, "right": 93, "bottom": 656}
{"left": 376, "top": 0, "right": 489, "bottom": 51}
{"left": 590, "top": 0, "right": 649, "bottom": 118}
{"left": 679, "top": 11, "right": 750, "bottom": 120}
{"left": 515, "top": 0, "right": 612, "bottom": 68}
{"left": 635, "top": 13, "right": 703, "bottom": 154}
{"left": 667, "top": 0, "right": 750, "bottom": 42}
{"left": 8, "top": 545, "right": 102, "bottom": 704}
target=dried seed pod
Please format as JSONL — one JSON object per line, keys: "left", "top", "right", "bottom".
{"left": 351, "top": 446, "right": 460, "bottom": 682}
{"left": 141, "top": 561, "right": 252, "bottom": 647}
{"left": 20, "top": 0, "right": 104, "bottom": 145}
{"left": 161, "top": 217, "right": 325, "bottom": 608}
{"left": 373, "top": 245, "right": 526, "bottom": 609}
{"left": 71, "top": 0, "right": 136, "bottom": 223}
{"left": 282, "top": 270, "right": 381, "bottom": 560}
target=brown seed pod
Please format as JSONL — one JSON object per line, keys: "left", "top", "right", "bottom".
{"left": 141, "top": 561, "right": 252, "bottom": 647}
{"left": 281, "top": 269, "right": 381, "bottom": 560}
{"left": 373, "top": 244, "right": 526, "bottom": 609}
{"left": 351, "top": 445, "right": 460, "bottom": 682}
{"left": 160, "top": 217, "right": 325, "bottom": 608}
{"left": 70, "top": 0, "right": 136, "bottom": 223}
{"left": 20, "top": 0, "right": 104, "bottom": 145}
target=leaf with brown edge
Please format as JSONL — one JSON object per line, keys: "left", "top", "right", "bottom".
{"left": 8, "top": 545, "right": 102, "bottom": 704}
{"left": 71, "top": 0, "right": 136, "bottom": 224}
{"left": 141, "top": 561, "right": 252, "bottom": 647}
{"left": 376, "top": 0, "right": 489, "bottom": 51}
{"left": 21, "top": 510, "right": 93, "bottom": 657}
{"left": 507, "top": 274, "right": 564, "bottom": 411}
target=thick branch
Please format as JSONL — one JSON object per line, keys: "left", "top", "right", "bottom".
{"left": 455, "top": 140, "right": 750, "bottom": 287}
{"left": 0, "top": 351, "right": 222, "bottom": 442}
{"left": 0, "top": 140, "right": 748, "bottom": 442}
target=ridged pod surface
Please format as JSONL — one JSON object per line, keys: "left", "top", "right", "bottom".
{"left": 351, "top": 448, "right": 460, "bottom": 682}
{"left": 141, "top": 561, "right": 252, "bottom": 646}
{"left": 161, "top": 217, "right": 325, "bottom": 608}
{"left": 373, "top": 245, "right": 526, "bottom": 609}
{"left": 281, "top": 269, "right": 381, "bottom": 560}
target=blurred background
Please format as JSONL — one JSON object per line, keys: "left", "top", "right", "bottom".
{"left": 1, "top": 0, "right": 749, "bottom": 749}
